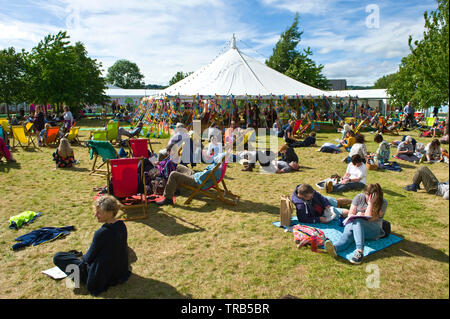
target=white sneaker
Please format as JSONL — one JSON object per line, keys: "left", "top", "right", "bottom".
{"left": 323, "top": 207, "right": 336, "bottom": 222}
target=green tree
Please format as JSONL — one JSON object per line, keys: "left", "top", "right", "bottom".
{"left": 25, "top": 31, "right": 107, "bottom": 113}
{"left": 266, "top": 13, "right": 329, "bottom": 90}
{"left": 106, "top": 59, "right": 145, "bottom": 89}
{"left": 387, "top": 0, "right": 449, "bottom": 109}
{"left": 372, "top": 73, "right": 397, "bottom": 89}
{"left": 169, "top": 71, "right": 193, "bottom": 86}
{"left": 0, "top": 47, "right": 27, "bottom": 118}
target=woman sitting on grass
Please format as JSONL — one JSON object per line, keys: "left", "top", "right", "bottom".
{"left": 0, "top": 137, "right": 16, "bottom": 163}
{"left": 275, "top": 144, "right": 300, "bottom": 173}
{"left": 53, "top": 195, "right": 131, "bottom": 296}
{"left": 343, "top": 133, "right": 367, "bottom": 163}
{"left": 325, "top": 183, "right": 388, "bottom": 265}
{"left": 52, "top": 138, "right": 76, "bottom": 168}
{"left": 326, "top": 154, "right": 367, "bottom": 193}
{"left": 424, "top": 139, "right": 444, "bottom": 163}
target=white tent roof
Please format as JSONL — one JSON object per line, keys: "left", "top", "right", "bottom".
{"left": 106, "top": 89, "right": 161, "bottom": 98}
{"left": 328, "top": 89, "right": 389, "bottom": 99}
{"left": 160, "top": 35, "right": 327, "bottom": 99}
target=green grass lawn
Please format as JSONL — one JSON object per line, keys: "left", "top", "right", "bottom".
{"left": 0, "top": 121, "right": 448, "bottom": 299}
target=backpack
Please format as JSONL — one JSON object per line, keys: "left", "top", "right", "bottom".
{"left": 380, "top": 220, "right": 391, "bottom": 239}
{"left": 151, "top": 177, "right": 167, "bottom": 195}
{"left": 293, "top": 225, "right": 327, "bottom": 248}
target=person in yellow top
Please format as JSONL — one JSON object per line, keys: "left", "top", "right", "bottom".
{"left": 341, "top": 130, "right": 356, "bottom": 152}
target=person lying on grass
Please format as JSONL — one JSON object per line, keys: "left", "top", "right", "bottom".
{"left": 274, "top": 144, "right": 300, "bottom": 174}
{"left": 403, "top": 166, "right": 449, "bottom": 200}
{"left": 325, "top": 183, "right": 388, "bottom": 265}
{"left": 53, "top": 195, "right": 131, "bottom": 296}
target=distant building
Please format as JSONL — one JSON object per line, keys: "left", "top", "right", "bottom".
{"left": 328, "top": 79, "right": 347, "bottom": 91}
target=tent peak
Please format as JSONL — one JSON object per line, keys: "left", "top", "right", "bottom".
{"left": 231, "top": 33, "right": 236, "bottom": 49}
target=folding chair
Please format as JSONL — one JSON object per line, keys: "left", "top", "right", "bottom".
{"left": 128, "top": 138, "right": 152, "bottom": 158}
{"left": 106, "top": 157, "right": 147, "bottom": 221}
{"left": 11, "top": 125, "right": 37, "bottom": 150}
{"left": 66, "top": 126, "right": 81, "bottom": 145}
{"left": 291, "top": 119, "right": 303, "bottom": 137}
{"left": 90, "top": 128, "right": 107, "bottom": 141}
{"left": 43, "top": 126, "right": 61, "bottom": 147}
{"left": 353, "top": 118, "right": 367, "bottom": 135}
{"left": 106, "top": 121, "right": 119, "bottom": 143}
{"left": 296, "top": 122, "right": 311, "bottom": 139}
{"left": 87, "top": 140, "right": 119, "bottom": 176}
{"left": 0, "top": 119, "right": 11, "bottom": 133}
{"left": 181, "top": 156, "right": 240, "bottom": 205}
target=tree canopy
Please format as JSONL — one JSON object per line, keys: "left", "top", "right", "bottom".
{"left": 169, "top": 71, "right": 193, "bottom": 86}
{"left": 387, "top": 0, "right": 449, "bottom": 109}
{"left": 266, "top": 13, "right": 329, "bottom": 90}
{"left": 106, "top": 59, "right": 146, "bottom": 89}
{"left": 25, "top": 31, "right": 108, "bottom": 113}
{"left": 0, "top": 47, "right": 27, "bottom": 117}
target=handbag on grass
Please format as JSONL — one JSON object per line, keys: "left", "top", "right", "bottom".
{"left": 280, "top": 195, "right": 293, "bottom": 227}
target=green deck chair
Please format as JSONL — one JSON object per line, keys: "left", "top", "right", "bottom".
{"left": 87, "top": 140, "right": 119, "bottom": 176}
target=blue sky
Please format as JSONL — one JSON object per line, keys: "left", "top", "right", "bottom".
{"left": 0, "top": 0, "right": 439, "bottom": 86}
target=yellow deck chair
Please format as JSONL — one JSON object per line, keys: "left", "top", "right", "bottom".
{"left": 353, "top": 118, "right": 367, "bottom": 135}
{"left": 67, "top": 126, "right": 81, "bottom": 144}
{"left": 0, "top": 119, "right": 11, "bottom": 133}
{"left": 11, "top": 125, "right": 37, "bottom": 149}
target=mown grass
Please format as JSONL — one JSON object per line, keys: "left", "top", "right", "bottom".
{"left": 0, "top": 120, "right": 448, "bottom": 299}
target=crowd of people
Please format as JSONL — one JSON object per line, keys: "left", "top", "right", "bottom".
{"left": 1, "top": 100, "right": 449, "bottom": 296}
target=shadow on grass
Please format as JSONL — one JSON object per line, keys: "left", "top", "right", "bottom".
{"left": 0, "top": 161, "right": 22, "bottom": 172}
{"left": 168, "top": 192, "right": 280, "bottom": 215}
{"left": 134, "top": 206, "right": 206, "bottom": 236}
{"left": 397, "top": 162, "right": 417, "bottom": 169}
{"left": 363, "top": 235, "right": 449, "bottom": 264}
{"left": 383, "top": 189, "right": 406, "bottom": 198}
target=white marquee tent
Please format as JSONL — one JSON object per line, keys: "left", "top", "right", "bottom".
{"left": 159, "top": 35, "right": 328, "bottom": 99}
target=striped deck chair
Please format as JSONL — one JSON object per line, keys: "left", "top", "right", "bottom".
{"left": 87, "top": 140, "right": 118, "bottom": 176}
{"left": 11, "top": 125, "right": 36, "bottom": 150}
{"left": 66, "top": 126, "right": 81, "bottom": 145}
{"left": 43, "top": 126, "right": 61, "bottom": 147}
{"left": 106, "top": 157, "right": 147, "bottom": 221}
{"left": 182, "top": 155, "right": 239, "bottom": 205}
{"left": 296, "top": 122, "right": 311, "bottom": 139}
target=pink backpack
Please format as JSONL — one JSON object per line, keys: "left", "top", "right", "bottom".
{"left": 293, "top": 225, "right": 327, "bottom": 248}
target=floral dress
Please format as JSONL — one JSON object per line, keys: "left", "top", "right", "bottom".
{"left": 52, "top": 149, "right": 75, "bottom": 168}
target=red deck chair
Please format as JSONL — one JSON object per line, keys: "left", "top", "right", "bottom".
{"left": 182, "top": 156, "right": 240, "bottom": 205}
{"left": 129, "top": 138, "right": 151, "bottom": 158}
{"left": 107, "top": 157, "right": 147, "bottom": 221}
{"left": 291, "top": 119, "right": 303, "bottom": 136}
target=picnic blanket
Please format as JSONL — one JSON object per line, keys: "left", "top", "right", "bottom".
{"left": 273, "top": 217, "right": 403, "bottom": 261}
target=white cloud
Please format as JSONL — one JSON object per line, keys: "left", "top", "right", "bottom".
{"left": 260, "top": 0, "right": 334, "bottom": 15}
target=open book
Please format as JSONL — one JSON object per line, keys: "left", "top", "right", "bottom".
{"left": 42, "top": 266, "right": 68, "bottom": 280}
{"left": 342, "top": 215, "right": 370, "bottom": 226}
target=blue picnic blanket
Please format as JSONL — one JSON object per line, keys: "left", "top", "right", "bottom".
{"left": 273, "top": 217, "right": 403, "bottom": 261}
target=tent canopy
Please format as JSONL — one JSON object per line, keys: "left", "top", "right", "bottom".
{"left": 159, "top": 35, "right": 328, "bottom": 99}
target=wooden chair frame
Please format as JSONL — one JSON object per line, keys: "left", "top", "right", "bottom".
{"left": 181, "top": 156, "right": 239, "bottom": 205}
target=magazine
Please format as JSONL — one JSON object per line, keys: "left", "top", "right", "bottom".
{"left": 343, "top": 215, "right": 371, "bottom": 226}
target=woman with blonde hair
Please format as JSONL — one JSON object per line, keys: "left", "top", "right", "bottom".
{"left": 53, "top": 194, "right": 131, "bottom": 296}
{"left": 52, "top": 138, "right": 76, "bottom": 168}
{"left": 325, "top": 183, "right": 388, "bottom": 264}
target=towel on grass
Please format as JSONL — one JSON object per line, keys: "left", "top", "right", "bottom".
{"left": 273, "top": 217, "right": 403, "bottom": 261}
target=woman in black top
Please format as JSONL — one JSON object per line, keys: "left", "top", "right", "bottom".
{"left": 53, "top": 195, "right": 131, "bottom": 296}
